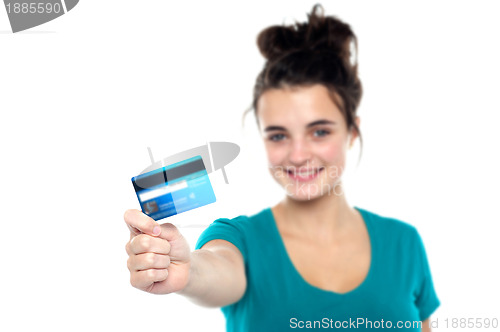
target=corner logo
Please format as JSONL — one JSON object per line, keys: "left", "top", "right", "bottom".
{"left": 3, "top": 0, "right": 78, "bottom": 33}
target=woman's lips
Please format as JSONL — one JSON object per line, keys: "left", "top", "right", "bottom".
{"left": 286, "top": 168, "right": 324, "bottom": 182}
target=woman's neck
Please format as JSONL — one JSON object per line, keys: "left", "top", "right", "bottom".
{"left": 273, "top": 182, "right": 358, "bottom": 242}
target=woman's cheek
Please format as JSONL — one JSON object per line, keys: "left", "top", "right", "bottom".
{"left": 264, "top": 145, "right": 288, "bottom": 183}
{"left": 265, "top": 144, "right": 287, "bottom": 167}
{"left": 318, "top": 140, "right": 341, "bottom": 161}
{"left": 318, "top": 141, "right": 346, "bottom": 177}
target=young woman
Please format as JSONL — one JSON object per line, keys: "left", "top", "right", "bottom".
{"left": 124, "top": 5, "right": 440, "bottom": 331}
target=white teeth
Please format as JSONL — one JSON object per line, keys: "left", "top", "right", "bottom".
{"left": 288, "top": 169, "right": 319, "bottom": 176}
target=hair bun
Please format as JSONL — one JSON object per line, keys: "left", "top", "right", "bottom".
{"left": 257, "top": 26, "right": 303, "bottom": 61}
{"left": 257, "top": 4, "right": 357, "bottom": 66}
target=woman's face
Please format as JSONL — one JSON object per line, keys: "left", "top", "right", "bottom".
{"left": 257, "top": 84, "right": 360, "bottom": 201}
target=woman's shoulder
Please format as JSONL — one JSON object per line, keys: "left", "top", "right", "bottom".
{"left": 209, "top": 207, "right": 272, "bottom": 229}
{"left": 356, "top": 206, "right": 420, "bottom": 239}
{"left": 195, "top": 208, "right": 272, "bottom": 253}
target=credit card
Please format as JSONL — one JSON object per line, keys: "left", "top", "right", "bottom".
{"left": 131, "top": 155, "right": 216, "bottom": 221}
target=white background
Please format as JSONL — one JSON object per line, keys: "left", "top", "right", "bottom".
{"left": 1, "top": 0, "right": 499, "bottom": 331}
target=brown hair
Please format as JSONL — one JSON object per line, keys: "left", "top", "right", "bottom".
{"left": 245, "top": 4, "right": 364, "bottom": 162}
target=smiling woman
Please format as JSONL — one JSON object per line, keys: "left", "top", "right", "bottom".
{"left": 124, "top": 4, "right": 440, "bottom": 332}
{"left": 257, "top": 84, "right": 358, "bottom": 201}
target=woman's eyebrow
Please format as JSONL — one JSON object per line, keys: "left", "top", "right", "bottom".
{"left": 263, "top": 119, "right": 337, "bottom": 132}
{"left": 306, "top": 119, "right": 337, "bottom": 128}
{"left": 263, "top": 125, "right": 286, "bottom": 132}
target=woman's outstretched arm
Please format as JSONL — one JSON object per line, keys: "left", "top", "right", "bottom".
{"left": 178, "top": 239, "right": 247, "bottom": 307}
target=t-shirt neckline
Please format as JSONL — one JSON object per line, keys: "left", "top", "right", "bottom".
{"left": 265, "top": 205, "right": 375, "bottom": 297}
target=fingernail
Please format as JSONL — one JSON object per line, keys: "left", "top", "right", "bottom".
{"left": 153, "top": 226, "right": 161, "bottom": 236}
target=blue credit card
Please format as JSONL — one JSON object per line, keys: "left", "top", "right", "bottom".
{"left": 131, "top": 155, "right": 216, "bottom": 221}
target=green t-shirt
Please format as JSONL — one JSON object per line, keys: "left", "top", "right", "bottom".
{"left": 195, "top": 206, "right": 440, "bottom": 331}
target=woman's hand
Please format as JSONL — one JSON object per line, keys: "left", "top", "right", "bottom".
{"left": 124, "top": 209, "right": 191, "bottom": 294}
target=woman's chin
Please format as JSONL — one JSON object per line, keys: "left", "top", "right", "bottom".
{"left": 283, "top": 185, "right": 324, "bottom": 201}
{"left": 281, "top": 180, "right": 343, "bottom": 201}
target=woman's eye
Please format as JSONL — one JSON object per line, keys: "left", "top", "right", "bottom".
{"left": 313, "top": 129, "right": 330, "bottom": 137}
{"left": 269, "top": 133, "right": 285, "bottom": 141}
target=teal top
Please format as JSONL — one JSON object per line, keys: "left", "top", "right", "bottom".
{"left": 195, "top": 206, "right": 440, "bottom": 331}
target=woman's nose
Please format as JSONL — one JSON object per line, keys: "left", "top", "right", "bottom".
{"left": 288, "top": 140, "right": 312, "bottom": 165}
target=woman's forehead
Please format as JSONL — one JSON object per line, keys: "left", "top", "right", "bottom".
{"left": 257, "top": 85, "right": 345, "bottom": 126}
